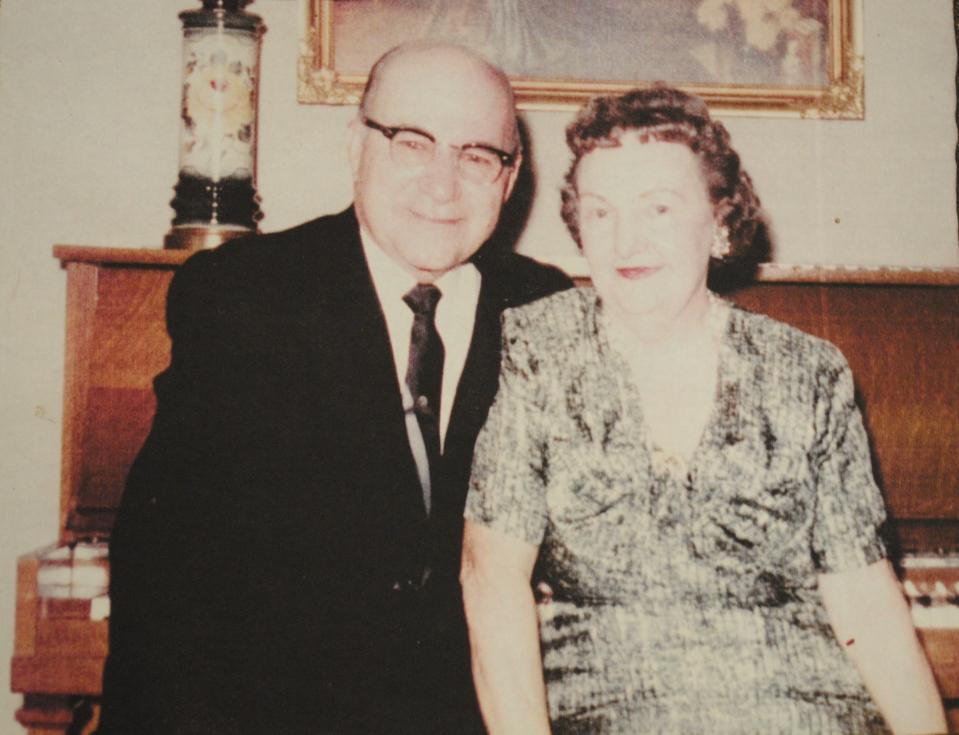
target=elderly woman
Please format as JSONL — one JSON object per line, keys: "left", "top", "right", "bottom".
{"left": 461, "top": 87, "right": 945, "bottom": 734}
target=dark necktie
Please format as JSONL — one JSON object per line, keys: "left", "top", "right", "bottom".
{"left": 403, "top": 284, "right": 445, "bottom": 503}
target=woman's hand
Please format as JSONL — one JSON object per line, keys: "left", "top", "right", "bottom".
{"left": 819, "top": 558, "right": 947, "bottom": 734}
{"left": 461, "top": 521, "right": 551, "bottom": 734}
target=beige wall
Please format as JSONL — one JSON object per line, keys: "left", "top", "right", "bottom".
{"left": 0, "top": 0, "right": 955, "bottom": 727}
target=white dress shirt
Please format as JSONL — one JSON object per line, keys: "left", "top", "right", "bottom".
{"left": 360, "top": 229, "right": 481, "bottom": 510}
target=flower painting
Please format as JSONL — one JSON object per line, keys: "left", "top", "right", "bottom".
{"left": 695, "top": 0, "right": 829, "bottom": 85}
{"left": 299, "top": 0, "right": 863, "bottom": 118}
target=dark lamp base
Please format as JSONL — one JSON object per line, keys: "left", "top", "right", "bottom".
{"left": 164, "top": 225, "right": 253, "bottom": 250}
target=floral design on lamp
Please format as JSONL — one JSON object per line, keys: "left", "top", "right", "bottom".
{"left": 166, "top": 0, "right": 265, "bottom": 250}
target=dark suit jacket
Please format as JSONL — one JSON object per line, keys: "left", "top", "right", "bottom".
{"left": 99, "top": 207, "right": 571, "bottom": 734}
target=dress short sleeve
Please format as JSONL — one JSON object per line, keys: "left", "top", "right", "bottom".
{"left": 810, "top": 349, "right": 887, "bottom": 573}
{"left": 464, "top": 308, "right": 549, "bottom": 547}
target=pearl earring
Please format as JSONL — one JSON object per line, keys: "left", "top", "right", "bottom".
{"left": 711, "top": 226, "right": 731, "bottom": 259}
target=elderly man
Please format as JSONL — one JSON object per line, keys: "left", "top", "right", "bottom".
{"left": 99, "top": 42, "right": 569, "bottom": 734}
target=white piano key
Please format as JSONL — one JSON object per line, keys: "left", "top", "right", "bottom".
{"left": 36, "top": 565, "right": 73, "bottom": 589}
{"left": 900, "top": 553, "right": 959, "bottom": 569}
{"left": 911, "top": 604, "right": 959, "bottom": 629}
{"left": 90, "top": 595, "right": 111, "bottom": 621}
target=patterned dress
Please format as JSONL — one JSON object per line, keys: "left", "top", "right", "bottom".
{"left": 465, "top": 288, "right": 890, "bottom": 734}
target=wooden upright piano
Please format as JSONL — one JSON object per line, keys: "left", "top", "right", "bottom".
{"left": 11, "top": 247, "right": 188, "bottom": 734}
{"left": 10, "top": 249, "right": 959, "bottom": 733}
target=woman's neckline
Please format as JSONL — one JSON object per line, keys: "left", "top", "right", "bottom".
{"left": 598, "top": 291, "right": 732, "bottom": 478}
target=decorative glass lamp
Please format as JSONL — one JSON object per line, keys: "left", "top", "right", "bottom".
{"left": 166, "top": 0, "right": 265, "bottom": 250}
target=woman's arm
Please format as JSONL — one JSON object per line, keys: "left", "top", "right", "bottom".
{"left": 461, "top": 521, "right": 551, "bottom": 734}
{"left": 819, "top": 558, "right": 946, "bottom": 734}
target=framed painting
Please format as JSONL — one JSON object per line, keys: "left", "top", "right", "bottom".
{"left": 298, "top": 0, "right": 863, "bottom": 119}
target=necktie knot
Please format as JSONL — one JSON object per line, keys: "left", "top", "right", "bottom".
{"left": 403, "top": 284, "right": 442, "bottom": 317}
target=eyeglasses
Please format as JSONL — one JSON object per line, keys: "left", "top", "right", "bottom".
{"left": 362, "top": 117, "right": 517, "bottom": 185}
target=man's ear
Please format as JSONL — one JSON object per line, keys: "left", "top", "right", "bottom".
{"left": 502, "top": 151, "right": 522, "bottom": 202}
{"left": 347, "top": 115, "right": 365, "bottom": 178}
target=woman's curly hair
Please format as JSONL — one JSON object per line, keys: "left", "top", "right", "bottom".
{"left": 560, "top": 85, "right": 763, "bottom": 264}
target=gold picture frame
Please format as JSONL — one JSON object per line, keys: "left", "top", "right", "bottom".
{"left": 298, "top": 0, "right": 863, "bottom": 119}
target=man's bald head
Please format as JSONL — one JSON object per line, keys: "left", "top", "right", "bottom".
{"left": 359, "top": 42, "right": 519, "bottom": 151}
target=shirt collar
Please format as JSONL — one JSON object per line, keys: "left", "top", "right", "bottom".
{"left": 359, "top": 225, "right": 479, "bottom": 306}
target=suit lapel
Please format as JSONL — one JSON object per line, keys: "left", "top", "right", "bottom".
{"left": 298, "top": 209, "right": 426, "bottom": 512}
{"left": 443, "top": 261, "right": 507, "bottom": 471}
